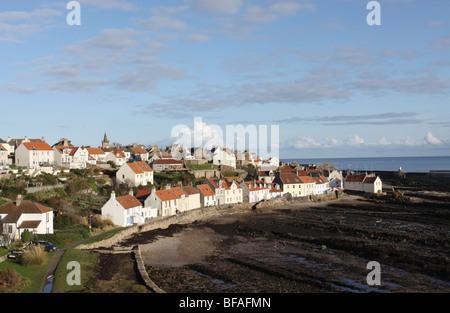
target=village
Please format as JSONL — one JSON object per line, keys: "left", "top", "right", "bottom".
{"left": 0, "top": 133, "right": 382, "bottom": 245}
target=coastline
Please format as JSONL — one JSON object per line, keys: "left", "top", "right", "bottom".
{"left": 73, "top": 174, "right": 450, "bottom": 293}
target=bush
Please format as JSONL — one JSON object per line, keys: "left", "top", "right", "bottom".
{"left": 0, "top": 268, "right": 23, "bottom": 292}
{"left": 21, "top": 245, "right": 46, "bottom": 267}
{"left": 21, "top": 230, "right": 32, "bottom": 243}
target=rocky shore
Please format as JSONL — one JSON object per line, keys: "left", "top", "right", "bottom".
{"left": 86, "top": 176, "right": 450, "bottom": 293}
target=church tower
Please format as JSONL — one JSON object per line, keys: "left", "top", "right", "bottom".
{"left": 102, "top": 132, "right": 110, "bottom": 150}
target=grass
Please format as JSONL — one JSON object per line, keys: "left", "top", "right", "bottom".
{"left": 186, "top": 163, "right": 218, "bottom": 170}
{"left": 77, "top": 227, "right": 124, "bottom": 246}
{"left": 0, "top": 251, "right": 55, "bottom": 293}
{"left": 52, "top": 248, "right": 99, "bottom": 293}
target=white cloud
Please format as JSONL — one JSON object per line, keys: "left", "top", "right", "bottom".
{"left": 288, "top": 137, "right": 322, "bottom": 149}
{"left": 0, "top": 8, "right": 61, "bottom": 22}
{"left": 379, "top": 137, "right": 391, "bottom": 145}
{"left": 424, "top": 132, "right": 442, "bottom": 145}
{"left": 192, "top": 0, "right": 243, "bottom": 15}
{"left": 184, "top": 33, "right": 212, "bottom": 43}
{"left": 80, "top": 0, "right": 136, "bottom": 11}
{"left": 346, "top": 135, "right": 365, "bottom": 146}
{"left": 139, "top": 14, "right": 187, "bottom": 31}
{"left": 83, "top": 28, "right": 140, "bottom": 50}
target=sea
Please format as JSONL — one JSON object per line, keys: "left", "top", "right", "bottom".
{"left": 282, "top": 156, "right": 450, "bottom": 173}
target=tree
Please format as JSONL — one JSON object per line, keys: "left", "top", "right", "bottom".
{"left": 21, "top": 229, "right": 32, "bottom": 243}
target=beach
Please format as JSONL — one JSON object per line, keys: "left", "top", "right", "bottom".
{"left": 99, "top": 176, "right": 450, "bottom": 293}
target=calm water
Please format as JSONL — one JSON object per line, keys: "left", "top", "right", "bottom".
{"left": 283, "top": 156, "right": 450, "bottom": 173}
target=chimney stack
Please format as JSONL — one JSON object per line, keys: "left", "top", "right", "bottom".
{"left": 16, "top": 194, "right": 23, "bottom": 206}
{"left": 111, "top": 191, "right": 116, "bottom": 200}
{"left": 129, "top": 189, "right": 134, "bottom": 196}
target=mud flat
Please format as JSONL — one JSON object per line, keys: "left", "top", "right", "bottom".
{"left": 114, "top": 189, "right": 449, "bottom": 293}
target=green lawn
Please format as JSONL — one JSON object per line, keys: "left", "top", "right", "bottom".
{"left": 186, "top": 163, "right": 218, "bottom": 170}
{"left": 52, "top": 248, "right": 99, "bottom": 293}
{"left": 0, "top": 252, "right": 55, "bottom": 293}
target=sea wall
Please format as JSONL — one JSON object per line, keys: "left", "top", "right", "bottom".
{"left": 76, "top": 193, "right": 338, "bottom": 250}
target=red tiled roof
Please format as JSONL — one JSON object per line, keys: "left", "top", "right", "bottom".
{"left": 279, "top": 173, "right": 301, "bottom": 184}
{"left": 182, "top": 186, "right": 199, "bottom": 195}
{"left": 208, "top": 178, "right": 222, "bottom": 189}
{"left": 111, "top": 150, "right": 126, "bottom": 158}
{"left": 87, "top": 148, "right": 105, "bottom": 155}
{"left": 136, "top": 161, "right": 152, "bottom": 172}
{"left": 243, "top": 181, "right": 269, "bottom": 191}
{"left": 127, "top": 161, "right": 153, "bottom": 174}
{"left": 197, "top": 184, "right": 215, "bottom": 197}
{"left": 136, "top": 189, "right": 153, "bottom": 200}
{"left": 313, "top": 176, "right": 329, "bottom": 184}
{"left": 0, "top": 200, "right": 53, "bottom": 223}
{"left": 345, "top": 175, "right": 365, "bottom": 182}
{"left": 363, "top": 177, "right": 377, "bottom": 184}
{"left": 153, "top": 159, "right": 184, "bottom": 165}
{"left": 171, "top": 187, "right": 187, "bottom": 198}
{"left": 156, "top": 189, "right": 179, "bottom": 202}
{"left": 268, "top": 182, "right": 283, "bottom": 193}
{"left": 54, "top": 146, "right": 80, "bottom": 156}
{"left": 19, "top": 220, "right": 41, "bottom": 229}
{"left": 130, "top": 147, "right": 148, "bottom": 154}
{"left": 224, "top": 181, "right": 242, "bottom": 190}
{"left": 299, "top": 176, "right": 316, "bottom": 184}
{"left": 23, "top": 142, "right": 53, "bottom": 151}
{"left": 116, "top": 195, "right": 142, "bottom": 209}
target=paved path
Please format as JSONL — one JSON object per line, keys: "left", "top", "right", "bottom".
{"left": 42, "top": 227, "right": 123, "bottom": 293}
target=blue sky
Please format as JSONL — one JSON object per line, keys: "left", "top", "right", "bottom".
{"left": 1, "top": 0, "right": 449, "bottom": 159}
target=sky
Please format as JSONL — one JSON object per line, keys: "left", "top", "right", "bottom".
{"left": 1, "top": 0, "right": 449, "bottom": 159}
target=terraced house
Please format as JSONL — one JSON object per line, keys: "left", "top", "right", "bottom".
{"left": 101, "top": 191, "right": 145, "bottom": 227}
{"left": 144, "top": 188, "right": 180, "bottom": 217}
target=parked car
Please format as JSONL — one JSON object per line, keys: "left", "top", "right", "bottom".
{"left": 7, "top": 249, "right": 25, "bottom": 259}
{"left": 33, "top": 241, "right": 59, "bottom": 252}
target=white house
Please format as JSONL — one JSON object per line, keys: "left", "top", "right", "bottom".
{"left": 0, "top": 195, "right": 53, "bottom": 243}
{"left": 206, "top": 178, "right": 226, "bottom": 205}
{"left": 170, "top": 187, "right": 190, "bottom": 213}
{"left": 87, "top": 148, "right": 106, "bottom": 162}
{"left": 151, "top": 158, "right": 185, "bottom": 172}
{"left": 101, "top": 191, "right": 145, "bottom": 227}
{"left": 144, "top": 188, "right": 180, "bottom": 217}
{"left": 273, "top": 172, "right": 303, "bottom": 198}
{"left": 182, "top": 186, "right": 201, "bottom": 211}
{"left": 15, "top": 142, "right": 55, "bottom": 169}
{"left": 223, "top": 180, "right": 243, "bottom": 204}
{"left": 0, "top": 144, "right": 8, "bottom": 167}
{"left": 241, "top": 180, "right": 270, "bottom": 203}
{"left": 299, "top": 176, "right": 316, "bottom": 196}
{"left": 313, "top": 176, "right": 330, "bottom": 195}
{"left": 196, "top": 184, "right": 217, "bottom": 207}
{"left": 213, "top": 149, "right": 236, "bottom": 169}
{"left": 344, "top": 174, "right": 382, "bottom": 194}
{"left": 116, "top": 161, "right": 154, "bottom": 187}
{"left": 268, "top": 182, "right": 283, "bottom": 199}
{"left": 128, "top": 147, "right": 149, "bottom": 162}
{"left": 362, "top": 176, "right": 383, "bottom": 193}
{"left": 0, "top": 138, "right": 13, "bottom": 156}
{"left": 106, "top": 150, "right": 127, "bottom": 167}
{"left": 53, "top": 146, "right": 89, "bottom": 169}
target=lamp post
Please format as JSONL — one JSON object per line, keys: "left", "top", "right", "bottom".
{"left": 89, "top": 215, "right": 93, "bottom": 233}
